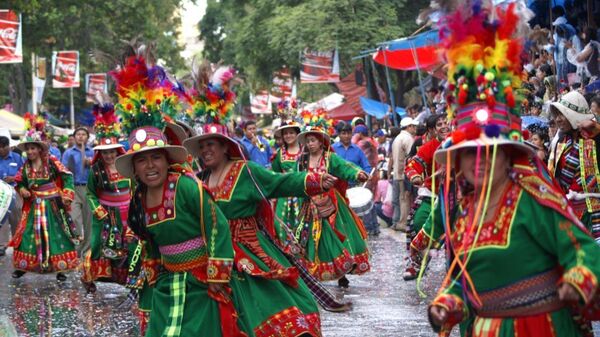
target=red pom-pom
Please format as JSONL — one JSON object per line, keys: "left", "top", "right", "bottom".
{"left": 486, "top": 94, "right": 496, "bottom": 108}
{"left": 476, "top": 74, "right": 485, "bottom": 86}
{"left": 155, "top": 99, "right": 162, "bottom": 105}
{"left": 504, "top": 87, "right": 515, "bottom": 108}
{"left": 464, "top": 123, "right": 481, "bottom": 140}
{"left": 458, "top": 89, "right": 468, "bottom": 105}
{"left": 126, "top": 103, "right": 133, "bottom": 110}
{"left": 522, "top": 129, "right": 530, "bottom": 140}
{"left": 451, "top": 130, "right": 466, "bottom": 144}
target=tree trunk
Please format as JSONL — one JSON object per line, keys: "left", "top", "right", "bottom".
{"left": 8, "top": 64, "right": 27, "bottom": 115}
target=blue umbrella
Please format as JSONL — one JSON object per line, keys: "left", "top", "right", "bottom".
{"left": 521, "top": 115, "right": 549, "bottom": 129}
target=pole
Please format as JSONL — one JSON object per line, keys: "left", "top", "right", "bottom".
{"left": 381, "top": 48, "right": 397, "bottom": 126}
{"left": 31, "top": 52, "right": 37, "bottom": 115}
{"left": 70, "top": 88, "right": 74, "bottom": 127}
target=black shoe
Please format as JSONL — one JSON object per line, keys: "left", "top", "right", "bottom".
{"left": 12, "top": 270, "right": 25, "bottom": 279}
{"left": 81, "top": 279, "right": 97, "bottom": 294}
{"left": 0, "top": 246, "right": 6, "bottom": 256}
{"left": 338, "top": 276, "right": 350, "bottom": 288}
{"left": 56, "top": 272, "right": 67, "bottom": 282}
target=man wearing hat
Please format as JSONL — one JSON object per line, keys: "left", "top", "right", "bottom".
{"left": 0, "top": 131, "right": 23, "bottom": 256}
{"left": 61, "top": 127, "right": 94, "bottom": 256}
{"left": 549, "top": 90, "right": 600, "bottom": 242}
{"left": 389, "top": 117, "right": 418, "bottom": 232}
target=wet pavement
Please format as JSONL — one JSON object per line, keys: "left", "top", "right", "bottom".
{"left": 0, "top": 227, "right": 447, "bottom": 337}
{"left": 2, "top": 227, "right": 594, "bottom": 336}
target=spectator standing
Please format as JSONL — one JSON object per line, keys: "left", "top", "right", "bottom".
{"left": 332, "top": 122, "right": 371, "bottom": 173}
{"left": 0, "top": 135, "right": 24, "bottom": 256}
{"left": 389, "top": 117, "right": 418, "bottom": 231}
{"left": 241, "top": 120, "right": 272, "bottom": 168}
{"left": 61, "top": 128, "right": 94, "bottom": 256}
{"left": 353, "top": 124, "right": 380, "bottom": 235}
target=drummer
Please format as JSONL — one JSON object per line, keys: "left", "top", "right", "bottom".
{"left": 296, "top": 114, "right": 371, "bottom": 288}
{"left": 333, "top": 122, "right": 379, "bottom": 235}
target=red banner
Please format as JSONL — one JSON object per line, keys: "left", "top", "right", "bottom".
{"left": 85, "top": 73, "right": 107, "bottom": 102}
{"left": 0, "top": 10, "right": 22, "bottom": 64}
{"left": 52, "top": 51, "right": 80, "bottom": 88}
{"left": 272, "top": 68, "right": 292, "bottom": 98}
{"left": 300, "top": 49, "right": 340, "bottom": 83}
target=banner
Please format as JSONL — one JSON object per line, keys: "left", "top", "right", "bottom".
{"left": 33, "top": 77, "right": 45, "bottom": 104}
{"left": 300, "top": 49, "right": 340, "bottom": 83}
{"left": 85, "top": 73, "right": 107, "bottom": 102}
{"left": 52, "top": 51, "right": 80, "bottom": 88}
{"left": 0, "top": 10, "right": 22, "bottom": 64}
{"left": 271, "top": 68, "right": 293, "bottom": 98}
{"left": 250, "top": 91, "right": 272, "bottom": 114}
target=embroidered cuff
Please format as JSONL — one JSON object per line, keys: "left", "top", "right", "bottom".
{"left": 304, "top": 172, "right": 323, "bottom": 196}
{"left": 410, "top": 230, "right": 433, "bottom": 252}
{"left": 93, "top": 205, "right": 108, "bottom": 220}
{"left": 429, "top": 293, "right": 467, "bottom": 333}
{"left": 561, "top": 265, "right": 598, "bottom": 304}
{"left": 62, "top": 188, "right": 75, "bottom": 201}
{"left": 207, "top": 258, "right": 233, "bottom": 283}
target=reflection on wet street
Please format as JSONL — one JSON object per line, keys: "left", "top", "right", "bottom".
{"left": 4, "top": 228, "right": 594, "bottom": 336}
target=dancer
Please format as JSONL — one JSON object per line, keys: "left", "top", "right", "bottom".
{"left": 10, "top": 113, "right": 79, "bottom": 280}
{"left": 183, "top": 65, "right": 338, "bottom": 336}
{"left": 81, "top": 102, "right": 131, "bottom": 293}
{"left": 113, "top": 55, "right": 246, "bottom": 337}
{"left": 271, "top": 102, "right": 303, "bottom": 246}
{"left": 425, "top": 2, "right": 600, "bottom": 336}
{"left": 296, "top": 110, "right": 370, "bottom": 287}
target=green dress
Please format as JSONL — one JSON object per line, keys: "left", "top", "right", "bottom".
{"left": 271, "top": 147, "right": 302, "bottom": 247}
{"left": 296, "top": 152, "right": 370, "bottom": 281}
{"left": 10, "top": 157, "right": 79, "bottom": 273}
{"left": 430, "top": 171, "right": 600, "bottom": 337}
{"left": 82, "top": 161, "right": 132, "bottom": 284}
{"left": 129, "top": 169, "right": 244, "bottom": 337}
{"left": 204, "top": 160, "right": 323, "bottom": 337}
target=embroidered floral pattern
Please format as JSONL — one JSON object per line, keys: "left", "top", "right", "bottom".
{"left": 146, "top": 173, "right": 178, "bottom": 226}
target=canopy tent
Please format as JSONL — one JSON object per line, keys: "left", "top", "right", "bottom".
{"left": 359, "top": 97, "right": 406, "bottom": 119}
{"left": 373, "top": 30, "right": 441, "bottom": 71}
{"left": 304, "top": 93, "right": 345, "bottom": 112}
{"left": 0, "top": 109, "right": 25, "bottom": 136}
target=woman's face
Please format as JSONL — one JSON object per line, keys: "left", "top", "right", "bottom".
{"left": 282, "top": 128, "right": 298, "bottom": 146}
{"left": 591, "top": 101, "right": 599, "bottom": 115}
{"left": 100, "top": 149, "right": 118, "bottom": 166}
{"left": 306, "top": 135, "right": 323, "bottom": 154}
{"left": 530, "top": 134, "right": 544, "bottom": 148}
{"left": 133, "top": 150, "right": 169, "bottom": 189}
{"left": 25, "top": 144, "right": 42, "bottom": 161}
{"left": 197, "top": 138, "right": 228, "bottom": 169}
{"left": 458, "top": 147, "right": 510, "bottom": 188}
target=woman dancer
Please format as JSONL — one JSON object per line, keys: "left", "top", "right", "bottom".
{"left": 81, "top": 103, "right": 131, "bottom": 293}
{"left": 296, "top": 113, "right": 370, "bottom": 288}
{"left": 10, "top": 113, "right": 79, "bottom": 281}
{"left": 426, "top": 2, "right": 600, "bottom": 336}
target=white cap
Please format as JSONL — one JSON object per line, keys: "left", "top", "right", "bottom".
{"left": 400, "top": 117, "right": 419, "bottom": 128}
{"left": 552, "top": 16, "right": 567, "bottom": 26}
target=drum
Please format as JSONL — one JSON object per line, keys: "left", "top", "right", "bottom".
{"left": 346, "top": 186, "right": 374, "bottom": 216}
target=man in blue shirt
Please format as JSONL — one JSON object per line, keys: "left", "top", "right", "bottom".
{"left": 332, "top": 122, "right": 371, "bottom": 172}
{"left": 61, "top": 127, "right": 94, "bottom": 256}
{"left": 0, "top": 136, "right": 24, "bottom": 256}
{"left": 241, "top": 121, "right": 272, "bottom": 168}
{"left": 333, "top": 122, "right": 380, "bottom": 235}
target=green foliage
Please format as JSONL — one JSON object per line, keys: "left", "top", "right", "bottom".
{"left": 199, "top": 0, "right": 422, "bottom": 103}
{"left": 0, "top": 0, "right": 187, "bottom": 121}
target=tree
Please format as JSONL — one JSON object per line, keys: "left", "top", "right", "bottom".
{"left": 0, "top": 0, "right": 187, "bottom": 124}
{"left": 199, "top": 0, "right": 421, "bottom": 103}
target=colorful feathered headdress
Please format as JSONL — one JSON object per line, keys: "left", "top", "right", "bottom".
{"left": 434, "top": 0, "right": 534, "bottom": 163}
{"left": 189, "top": 61, "right": 238, "bottom": 128}
{"left": 274, "top": 98, "right": 303, "bottom": 137}
{"left": 19, "top": 112, "right": 50, "bottom": 151}
{"left": 297, "top": 108, "right": 335, "bottom": 147}
{"left": 111, "top": 56, "right": 182, "bottom": 135}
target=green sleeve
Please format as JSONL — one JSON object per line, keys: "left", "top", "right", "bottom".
{"left": 16, "top": 165, "right": 28, "bottom": 191}
{"left": 524, "top": 193, "right": 600, "bottom": 304}
{"left": 246, "top": 161, "right": 322, "bottom": 199}
{"left": 328, "top": 152, "right": 363, "bottom": 182}
{"left": 271, "top": 150, "right": 282, "bottom": 173}
{"left": 86, "top": 167, "right": 107, "bottom": 220}
{"left": 430, "top": 280, "right": 471, "bottom": 334}
{"left": 421, "top": 200, "right": 447, "bottom": 242}
{"left": 60, "top": 167, "right": 75, "bottom": 202}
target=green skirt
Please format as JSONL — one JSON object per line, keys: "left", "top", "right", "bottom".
{"left": 331, "top": 191, "right": 370, "bottom": 275}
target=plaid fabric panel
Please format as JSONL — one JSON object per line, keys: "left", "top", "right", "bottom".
{"left": 163, "top": 272, "right": 187, "bottom": 337}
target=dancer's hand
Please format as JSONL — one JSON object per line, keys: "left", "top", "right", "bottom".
{"left": 20, "top": 189, "right": 31, "bottom": 199}
{"left": 429, "top": 305, "right": 448, "bottom": 327}
{"left": 62, "top": 196, "right": 71, "bottom": 206}
{"left": 578, "top": 119, "right": 600, "bottom": 139}
{"left": 208, "top": 283, "right": 230, "bottom": 301}
{"left": 558, "top": 283, "right": 581, "bottom": 303}
{"left": 357, "top": 171, "right": 369, "bottom": 182}
{"left": 321, "top": 173, "right": 338, "bottom": 190}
